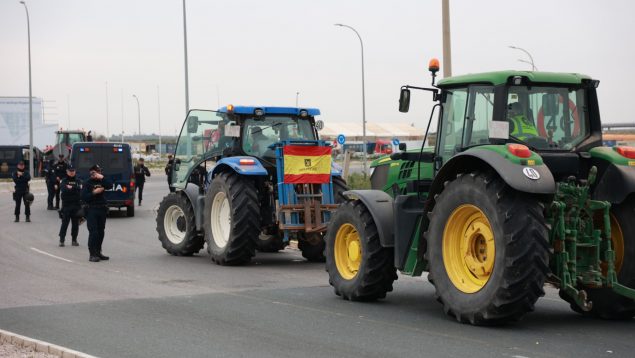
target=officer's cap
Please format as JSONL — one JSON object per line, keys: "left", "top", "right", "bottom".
{"left": 89, "top": 164, "right": 102, "bottom": 172}
{"left": 67, "top": 166, "right": 76, "bottom": 172}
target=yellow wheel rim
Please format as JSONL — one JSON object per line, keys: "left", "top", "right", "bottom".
{"left": 334, "top": 223, "right": 362, "bottom": 280}
{"left": 442, "top": 204, "right": 496, "bottom": 293}
{"left": 610, "top": 214, "right": 625, "bottom": 274}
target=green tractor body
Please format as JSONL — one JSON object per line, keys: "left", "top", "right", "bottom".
{"left": 326, "top": 67, "right": 635, "bottom": 325}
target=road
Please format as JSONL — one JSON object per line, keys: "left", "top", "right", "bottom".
{"left": 0, "top": 175, "right": 633, "bottom": 358}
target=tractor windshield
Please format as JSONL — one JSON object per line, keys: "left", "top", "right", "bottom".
{"left": 242, "top": 116, "right": 316, "bottom": 158}
{"left": 507, "top": 86, "right": 588, "bottom": 150}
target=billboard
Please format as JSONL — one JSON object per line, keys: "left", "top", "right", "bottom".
{"left": 0, "top": 97, "right": 57, "bottom": 149}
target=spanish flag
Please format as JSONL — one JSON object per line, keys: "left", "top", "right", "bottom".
{"left": 283, "top": 145, "right": 332, "bottom": 184}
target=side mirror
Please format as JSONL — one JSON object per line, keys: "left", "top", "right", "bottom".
{"left": 187, "top": 116, "right": 199, "bottom": 133}
{"left": 399, "top": 88, "right": 411, "bottom": 113}
{"left": 398, "top": 143, "right": 407, "bottom": 151}
{"left": 174, "top": 158, "right": 181, "bottom": 171}
{"left": 315, "top": 119, "right": 324, "bottom": 131}
{"left": 542, "top": 94, "right": 558, "bottom": 116}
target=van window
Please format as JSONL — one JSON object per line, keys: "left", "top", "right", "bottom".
{"left": 0, "top": 149, "right": 18, "bottom": 161}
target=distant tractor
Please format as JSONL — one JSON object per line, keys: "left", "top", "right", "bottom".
{"left": 156, "top": 106, "right": 347, "bottom": 265}
{"left": 325, "top": 59, "right": 635, "bottom": 325}
{"left": 46, "top": 130, "right": 86, "bottom": 159}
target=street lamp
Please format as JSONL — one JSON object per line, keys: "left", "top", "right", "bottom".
{"left": 157, "top": 85, "right": 162, "bottom": 157}
{"left": 508, "top": 45, "right": 537, "bottom": 71}
{"left": 19, "top": 1, "right": 34, "bottom": 176}
{"left": 182, "top": 0, "right": 190, "bottom": 113}
{"left": 334, "top": 23, "right": 367, "bottom": 176}
{"left": 132, "top": 94, "right": 141, "bottom": 136}
{"left": 295, "top": 92, "right": 299, "bottom": 107}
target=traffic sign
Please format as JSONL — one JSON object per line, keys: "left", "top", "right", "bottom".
{"left": 337, "top": 134, "right": 346, "bottom": 145}
{"left": 392, "top": 137, "right": 400, "bottom": 146}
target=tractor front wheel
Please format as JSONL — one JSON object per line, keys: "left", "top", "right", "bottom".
{"left": 204, "top": 172, "right": 259, "bottom": 265}
{"left": 325, "top": 200, "right": 397, "bottom": 301}
{"left": 156, "top": 193, "right": 204, "bottom": 256}
{"left": 426, "top": 172, "right": 549, "bottom": 325}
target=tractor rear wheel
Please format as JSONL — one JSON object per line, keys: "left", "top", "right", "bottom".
{"left": 332, "top": 176, "right": 349, "bottom": 202}
{"left": 204, "top": 172, "right": 259, "bottom": 265}
{"left": 566, "top": 197, "right": 635, "bottom": 319}
{"left": 426, "top": 172, "right": 549, "bottom": 325}
{"left": 156, "top": 193, "right": 204, "bottom": 256}
{"left": 325, "top": 200, "right": 397, "bottom": 301}
{"left": 299, "top": 233, "right": 326, "bottom": 262}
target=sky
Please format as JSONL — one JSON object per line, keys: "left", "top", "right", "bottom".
{"left": 1, "top": 0, "right": 634, "bottom": 137}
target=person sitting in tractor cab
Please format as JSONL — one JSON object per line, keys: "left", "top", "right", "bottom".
{"left": 246, "top": 126, "right": 270, "bottom": 157}
{"left": 507, "top": 101, "right": 539, "bottom": 141}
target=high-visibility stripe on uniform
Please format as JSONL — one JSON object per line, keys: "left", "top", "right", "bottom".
{"left": 283, "top": 146, "right": 332, "bottom": 184}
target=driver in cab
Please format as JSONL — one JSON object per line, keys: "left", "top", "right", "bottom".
{"left": 246, "top": 126, "right": 270, "bottom": 157}
{"left": 507, "top": 101, "right": 538, "bottom": 141}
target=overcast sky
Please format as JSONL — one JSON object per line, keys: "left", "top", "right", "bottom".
{"left": 1, "top": 0, "right": 633, "bottom": 137}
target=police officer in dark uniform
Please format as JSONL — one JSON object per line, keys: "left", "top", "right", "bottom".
{"left": 44, "top": 158, "right": 57, "bottom": 210}
{"left": 133, "top": 158, "right": 151, "bottom": 206}
{"left": 53, "top": 154, "right": 68, "bottom": 209}
{"left": 81, "top": 165, "right": 112, "bottom": 262}
{"left": 165, "top": 154, "right": 175, "bottom": 192}
{"left": 12, "top": 161, "right": 31, "bottom": 222}
{"left": 59, "top": 166, "right": 82, "bottom": 247}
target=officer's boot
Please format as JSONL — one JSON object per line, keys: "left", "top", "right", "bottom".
{"left": 25, "top": 215, "right": 30, "bottom": 223}
{"left": 72, "top": 237, "right": 79, "bottom": 246}
{"left": 14, "top": 215, "right": 19, "bottom": 222}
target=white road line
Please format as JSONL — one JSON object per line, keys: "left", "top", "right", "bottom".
{"left": 30, "top": 247, "right": 73, "bottom": 263}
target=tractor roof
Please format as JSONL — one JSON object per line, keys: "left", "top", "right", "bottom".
{"left": 217, "top": 106, "right": 320, "bottom": 116}
{"left": 437, "top": 71, "right": 592, "bottom": 87}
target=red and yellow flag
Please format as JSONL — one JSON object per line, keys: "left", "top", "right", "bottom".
{"left": 283, "top": 145, "right": 332, "bottom": 184}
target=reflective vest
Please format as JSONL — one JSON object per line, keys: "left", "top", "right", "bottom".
{"left": 509, "top": 115, "right": 539, "bottom": 139}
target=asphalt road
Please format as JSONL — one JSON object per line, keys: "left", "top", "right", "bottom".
{"left": 0, "top": 176, "right": 633, "bottom": 358}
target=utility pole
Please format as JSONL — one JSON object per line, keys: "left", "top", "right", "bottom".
{"left": 120, "top": 89, "right": 124, "bottom": 142}
{"left": 19, "top": 1, "right": 34, "bottom": 176}
{"left": 182, "top": 0, "right": 190, "bottom": 113}
{"left": 442, "top": 0, "right": 452, "bottom": 77}
{"left": 105, "top": 81, "right": 110, "bottom": 141}
{"left": 157, "top": 85, "right": 162, "bottom": 157}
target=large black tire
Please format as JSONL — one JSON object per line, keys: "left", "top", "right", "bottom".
{"left": 256, "top": 233, "right": 286, "bottom": 253}
{"left": 299, "top": 234, "right": 326, "bottom": 262}
{"left": 426, "top": 172, "right": 549, "bottom": 325}
{"left": 126, "top": 204, "right": 135, "bottom": 217}
{"left": 565, "top": 196, "right": 635, "bottom": 319}
{"left": 332, "top": 176, "right": 349, "bottom": 203}
{"left": 325, "top": 200, "right": 397, "bottom": 301}
{"left": 205, "top": 172, "right": 259, "bottom": 265}
{"left": 156, "top": 193, "right": 204, "bottom": 256}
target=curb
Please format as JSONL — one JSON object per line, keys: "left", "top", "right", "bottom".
{"left": 0, "top": 328, "right": 98, "bottom": 358}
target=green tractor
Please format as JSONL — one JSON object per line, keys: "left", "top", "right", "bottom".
{"left": 325, "top": 59, "right": 635, "bottom": 325}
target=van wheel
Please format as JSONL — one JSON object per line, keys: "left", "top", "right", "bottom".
{"left": 127, "top": 204, "right": 135, "bottom": 217}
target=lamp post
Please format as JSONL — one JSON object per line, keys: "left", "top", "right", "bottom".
{"left": 157, "top": 85, "right": 162, "bottom": 157}
{"left": 334, "top": 23, "right": 367, "bottom": 176}
{"left": 19, "top": 1, "right": 34, "bottom": 176}
{"left": 132, "top": 94, "right": 140, "bottom": 136}
{"left": 508, "top": 45, "right": 537, "bottom": 71}
{"left": 182, "top": 0, "right": 190, "bottom": 113}
{"left": 295, "top": 92, "right": 299, "bottom": 107}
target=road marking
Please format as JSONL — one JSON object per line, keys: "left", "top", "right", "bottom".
{"left": 30, "top": 247, "right": 73, "bottom": 263}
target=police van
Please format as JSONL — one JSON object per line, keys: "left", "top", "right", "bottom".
{"left": 0, "top": 145, "right": 43, "bottom": 178}
{"left": 70, "top": 142, "right": 136, "bottom": 217}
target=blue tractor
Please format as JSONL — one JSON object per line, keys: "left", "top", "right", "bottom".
{"left": 156, "top": 106, "right": 348, "bottom": 265}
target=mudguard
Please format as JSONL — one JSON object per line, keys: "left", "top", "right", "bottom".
{"left": 429, "top": 147, "right": 556, "bottom": 201}
{"left": 593, "top": 163, "right": 635, "bottom": 204}
{"left": 210, "top": 156, "right": 268, "bottom": 179}
{"left": 181, "top": 183, "right": 206, "bottom": 231}
{"left": 342, "top": 190, "right": 394, "bottom": 247}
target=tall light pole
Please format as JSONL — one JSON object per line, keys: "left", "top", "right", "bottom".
{"left": 120, "top": 89, "right": 124, "bottom": 142}
{"left": 442, "top": 0, "right": 452, "bottom": 77}
{"left": 19, "top": 1, "right": 34, "bottom": 176}
{"left": 334, "top": 23, "right": 367, "bottom": 176}
{"left": 182, "top": 0, "right": 190, "bottom": 113}
{"left": 105, "top": 81, "right": 110, "bottom": 141}
{"left": 132, "top": 94, "right": 141, "bottom": 136}
{"left": 508, "top": 45, "right": 537, "bottom": 71}
{"left": 295, "top": 92, "right": 299, "bottom": 107}
{"left": 157, "top": 85, "right": 162, "bottom": 157}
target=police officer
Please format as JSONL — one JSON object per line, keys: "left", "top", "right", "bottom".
{"left": 12, "top": 161, "right": 31, "bottom": 222}
{"left": 133, "top": 158, "right": 151, "bottom": 206}
{"left": 53, "top": 154, "right": 68, "bottom": 209}
{"left": 81, "top": 165, "right": 112, "bottom": 262}
{"left": 59, "top": 166, "right": 82, "bottom": 247}
{"left": 44, "top": 158, "right": 57, "bottom": 210}
{"left": 165, "top": 154, "right": 175, "bottom": 192}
